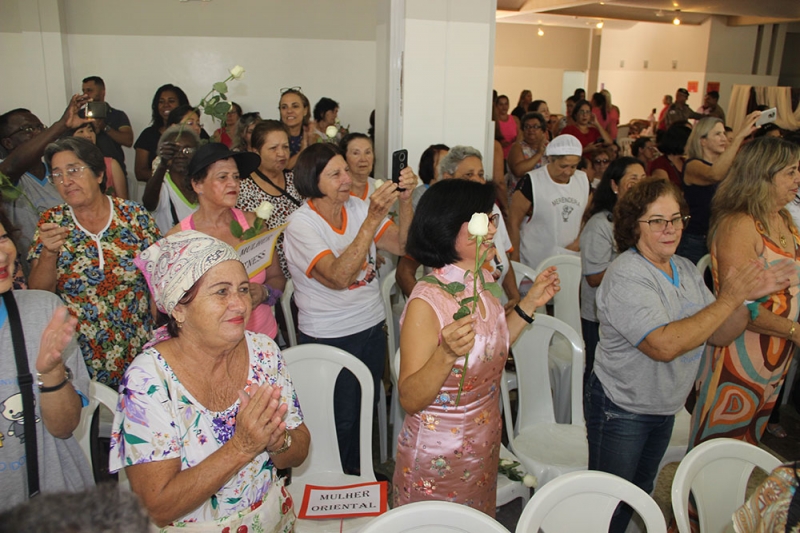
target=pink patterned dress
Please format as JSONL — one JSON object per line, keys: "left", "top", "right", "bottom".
{"left": 393, "top": 264, "right": 509, "bottom": 517}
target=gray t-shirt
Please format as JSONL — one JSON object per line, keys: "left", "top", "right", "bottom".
{"left": 580, "top": 210, "right": 616, "bottom": 322}
{"left": 0, "top": 290, "right": 94, "bottom": 511}
{"left": 594, "top": 249, "right": 714, "bottom": 415}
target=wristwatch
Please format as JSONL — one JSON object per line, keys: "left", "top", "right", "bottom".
{"left": 37, "top": 366, "right": 73, "bottom": 393}
{"left": 269, "top": 429, "right": 292, "bottom": 455}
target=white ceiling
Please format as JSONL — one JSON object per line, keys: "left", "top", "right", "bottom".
{"left": 497, "top": 0, "right": 800, "bottom": 26}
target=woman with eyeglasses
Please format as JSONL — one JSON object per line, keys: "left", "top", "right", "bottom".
{"left": 27, "top": 137, "right": 161, "bottom": 389}
{"left": 278, "top": 88, "right": 313, "bottom": 170}
{"left": 586, "top": 177, "right": 792, "bottom": 533}
{"left": 141, "top": 125, "right": 200, "bottom": 234}
{"left": 68, "top": 123, "right": 128, "bottom": 200}
{"left": 690, "top": 137, "right": 800, "bottom": 451}
{"left": 560, "top": 99, "right": 613, "bottom": 153}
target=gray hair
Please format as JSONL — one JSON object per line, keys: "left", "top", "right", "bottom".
{"left": 0, "top": 483, "right": 150, "bottom": 533}
{"left": 438, "top": 145, "right": 483, "bottom": 178}
{"left": 158, "top": 124, "right": 200, "bottom": 149}
{"left": 43, "top": 137, "right": 105, "bottom": 180}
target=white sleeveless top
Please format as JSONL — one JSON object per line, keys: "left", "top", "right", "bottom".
{"left": 518, "top": 165, "right": 589, "bottom": 269}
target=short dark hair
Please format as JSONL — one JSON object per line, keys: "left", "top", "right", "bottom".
{"left": 251, "top": 120, "right": 289, "bottom": 152}
{"left": 150, "top": 84, "right": 190, "bottom": 128}
{"left": 418, "top": 144, "right": 450, "bottom": 185}
{"left": 529, "top": 100, "right": 547, "bottom": 114}
{"left": 589, "top": 157, "right": 644, "bottom": 218}
{"left": 313, "top": 97, "right": 339, "bottom": 122}
{"left": 658, "top": 123, "right": 692, "bottom": 156}
{"left": 407, "top": 179, "right": 495, "bottom": 268}
{"left": 229, "top": 102, "right": 242, "bottom": 116}
{"left": 43, "top": 137, "right": 107, "bottom": 193}
{"left": 521, "top": 112, "right": 545, "bottom": 129}
{"left": 0, "top": 109, "right": 31, "bottom": 139}
{"left": 339, "top": 132, "right": 372, "bottom": 157}
{"left": 706, "top": 90, "right": 719, "bottom": 100}
{"left": 613, "top": 177, "right": 688, "bottom": 254}
{"left": 166, "top": 104, "right": 198, "bottom": 128}
{"left": 631, "top": 136, "right": 652, "bottom": 157}
{"left": 592, "top": 92, "right": 607, "bottom": 120}
{"left": 572, "top": 99, "right": 591, "bottom": 121}
{"left": 82, "top": 76, "right": 105, "bottom": 89}
{"left": 294, "top": 143, "right": 342, "bottom": 199}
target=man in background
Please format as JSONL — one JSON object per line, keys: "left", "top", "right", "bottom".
{"left": 81, "top": 76, "right": 133, "bottom": 177}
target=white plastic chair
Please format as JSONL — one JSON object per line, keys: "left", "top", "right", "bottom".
{"left": 515, "top": 470, "right": 667, "bottom": 533}
{"left": 657, "top": 406, "right": 692, "bottom": 477}
{"left": 383, "top": 271, "right": 405, "bottom": 460}
{"left": 671, "top": 438, "right": 781, "bottom": 533}
{"left": 74, "top": 380, "right": 129, "bottom": 487}
{"left": 696, "top": 253, "right": 711, "bottom": 280}
{"left": 282, "top": 344, "right": 377, "bottom": 531}
{"left": 501, "top": 314, "right": 588, "bottom": 488}
{"left": 359, "top": 500, "right": 511, "bottom": 533}
{"left": 280, "top": 278, "right": 297, "bottom": 347}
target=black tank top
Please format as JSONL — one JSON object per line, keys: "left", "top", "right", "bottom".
{"left": 681, "top": 158, "right": 715, "bottom": 236}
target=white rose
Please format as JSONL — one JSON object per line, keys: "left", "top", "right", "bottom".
{"left": 523, "top": 474, "right": 538, "bottom": 488}
{"left": 373, "top": 179, "right": 385, "bottom": 189}
{"left": 326, "top": 125, "right": 339, "bottom": 139}
{"left": 499, "top": 459, "right": 512, "bottom": 467}
{"left": 255, "top": 201, "right": 275, "bottom": 221}
{"left": 229, "top": 65, "right": 246, "bottom": 80}
{"left": 467, "top": 213, "right": 489, "bottom": 237}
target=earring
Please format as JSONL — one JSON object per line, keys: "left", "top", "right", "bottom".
{"left": 176, "top": 319, "right": 184, "bottom": 328}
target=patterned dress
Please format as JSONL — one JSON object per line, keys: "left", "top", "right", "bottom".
{"left": 689, "top": 219, "right": 800, "bottom": 447}
{"left": 110, "top": 331, "right": 303, "bottom": 526}
{"left": 393, "top": 264, "right": 509, "bottom": 517}
{"left": 236, "top": 172, "right": 301, "bottom": 278}
{"left": 29, "top": 196, "right": 161, "bottom": 389}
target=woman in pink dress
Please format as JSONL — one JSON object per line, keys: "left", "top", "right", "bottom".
{"left": 495, "top": 94, "right": 520, "bottom": 160}
{"left": 393, "top": 179, "right": 559, "bottom": 516}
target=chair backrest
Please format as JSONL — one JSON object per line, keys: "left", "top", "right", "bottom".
{"left": 382, "top": 269, "right": 399, "bottom": 363}
{"left": 671, "top": 438, "right": 781, "bottom": 533}
{"left": 280, "top": 278, "right": 297, "bottom": 347}
{"left": 392, "top": 347, "right": 402, "bottom": 397}
{"left": 511, "top": 260, "right": 537, "bottom": 287}
{"left": 74, "top": 381, "right": 129, "bottom": 486}
{"left": 534, "top": 255, "right": 582, "bottom": 337}
{"left": 282, "top": 344, "right": 375, "bottom": 481}
{"left": 501, "top": 314, "right": 585, "bottom": 438}
{"left": 515, "top": 470, "right": 667, "bottom": 533}
{"left": 696, "top": 254, "right": 711, "bottom": 278}
{"left": 359, "top": 500, "right": 511, "bottom": 533}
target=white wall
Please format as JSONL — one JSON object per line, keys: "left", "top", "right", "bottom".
{"left": 597, "top": 20, "right": 711, "bottom": 123}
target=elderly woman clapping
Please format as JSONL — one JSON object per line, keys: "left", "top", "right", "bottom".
{"left": 112, "top": 231, "right": 309, "bottom": 529}
{"left": 586, "top": 178, "right": 794, "bottom": 533}
{"left": 284, "top": 142, "right": 416, "bottom": 475}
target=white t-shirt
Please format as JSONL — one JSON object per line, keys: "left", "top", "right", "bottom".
{"left": 152, "top": 172, "right": 198, "bottom": 234}
{"left": 284, "top": 197, "right": 393, "bottom": 338}
{"left": 518, "top": 165, "right": 589, "bottom": 270}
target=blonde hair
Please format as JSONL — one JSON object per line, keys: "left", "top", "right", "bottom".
{"left": 686, "top": 117, "right": 723, "bottom": 160}
{"left": 710, "top": 137, "right": 800, "bottom": 239}
{"left": 600, "top": 89, "right": 614, "bottom": 114}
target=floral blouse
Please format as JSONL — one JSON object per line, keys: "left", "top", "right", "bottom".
{"left": 109, "top": 331, "right": 304, "bottom": 524}
{"left": 29, "top": 196, "right": 161, "bottom": 389}
{"left": 236, "top": 171, "right": 302, "bottom": 278}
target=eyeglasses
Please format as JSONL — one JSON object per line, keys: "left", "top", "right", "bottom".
{"left": 50, "top": 166, "right": 88, "bottom": 184}
{"left": 489, "top": 213, "right": 500, "bottom": 228}
{"left": 593, "top": 158, "right": 610, "bottom": 165}
{"left": 5, "top": 123, "right": 46, "bottom": 137}
{"left": 577, "top": 109, "right": 592, "bottom": 115}
{"left": 523, "top": 124, "right": 543, "bottom": 131}
{"left": 638, "top": 215, "right": 690, "bottom": 232}
{"left": 280, "top": 86, "right": 302, "bottom": 94}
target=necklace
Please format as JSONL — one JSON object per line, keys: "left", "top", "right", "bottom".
{"left": 780, "top": 234, "right": 788, "bottom": 247}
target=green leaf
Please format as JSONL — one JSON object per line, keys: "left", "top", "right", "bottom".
{"left": 254, "top": 217, "right": 264, "bottom": 232}
{"left": 219, "top": 92, "right": 228, "bottom": 101}
{"left": 203, "top": 106, "right": 216, "bottom": 116}
{"left": 444, "top": 281, "right": 466, "bottom": 294}
{"left": 146, "top": 385, "right": 158, "bottom": 395}
{"left": 212, "top": 81, "right": 228, "bottom": 94}
{"left": 213, "top": 101, "right": 232, "bottom": 118}
{"left": 483, "top": 282, "right": 504, "bottom": 299}
{"left": 241, "top": 228, "right": 256, "bottom": 240}
{"left": 459, "top": 296, "right": 476, "bottom": 306}
{"left": 477, "top": 268, "right": 486, "bottom": 288}
{"left": 418, "top": 275, "right": 443, "bottom": 286}
{"left": 452, "top": 305, "right": 470, "bottom": 320}
{"left": 123, "top": 432, "right": 149, "bottom": 445}
{"left": 230, "top": 220, "right": 244, "bottom": 238}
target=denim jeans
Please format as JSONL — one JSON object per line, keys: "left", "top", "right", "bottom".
{"left": 298, "top": 321, "right": 386, "bottom": 475}
{"left": 581, "top": 319, "right": 600, "bottom": 411}
{"left": 585, "top": 374, "right": 674, "bottom": 533}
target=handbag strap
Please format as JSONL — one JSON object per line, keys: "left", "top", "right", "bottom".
{"left": 2, "top": 291, "right": 40, "bottom": 498}
{"left": 254, "top": 169, "right": 302, "bottom": 207}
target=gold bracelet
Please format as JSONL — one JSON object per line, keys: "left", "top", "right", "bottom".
{"left": 789, "top": 322, "right": 796, "bottom": 339}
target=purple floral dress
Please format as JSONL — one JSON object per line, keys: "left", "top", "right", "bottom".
{"left": 393, "top": 264, "right": 509, "bottom": 517}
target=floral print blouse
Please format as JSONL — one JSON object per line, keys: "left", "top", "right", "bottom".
{"left": 109, "top": 332, "right": 304, "bottom": 524}
{"left": 29, "top": 196, "right": 161, "bottom": 389}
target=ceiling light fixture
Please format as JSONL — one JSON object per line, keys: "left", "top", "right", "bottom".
{"left": 673, "top": 9, "right": 681, "bottom": 25}
{"left": 596, "top": 20, "right": 604, "bottom": 28}
{"left": 538, "top": 27, "right": 544, "bottom": 36}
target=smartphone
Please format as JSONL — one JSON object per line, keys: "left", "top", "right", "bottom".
{"left": 81, "top": 101, "right": 108, "bottom": 119}
{"left": 391, "top": 149, "right": 408, "bottom": 192}
{"left": 756, "top": 107, "right": 777, "bottom": 127}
